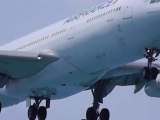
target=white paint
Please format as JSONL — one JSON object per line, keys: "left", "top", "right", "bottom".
{"left": 0, "top": 0, "right": 160, "bottom": 118}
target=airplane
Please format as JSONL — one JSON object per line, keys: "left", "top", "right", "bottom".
{"left": 0, "top": 0, "right": 160, "bottom": 119}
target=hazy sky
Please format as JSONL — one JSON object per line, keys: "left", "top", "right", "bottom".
{"left": 0, "top": 0, "right": 160, "bottom": 120}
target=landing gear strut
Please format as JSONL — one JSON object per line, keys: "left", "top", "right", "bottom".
{"left": 86, "top": 81, "right": 110, "bottom": 120}
{"left": 143, "top": 48, "right": 160, "bottom": 80}
{"left": 28, "top": 97, "right": 50, "bottom": 120}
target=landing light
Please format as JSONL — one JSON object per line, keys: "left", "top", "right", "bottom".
{"left": 38, "top": 56, "right": 42, "bottom": 60}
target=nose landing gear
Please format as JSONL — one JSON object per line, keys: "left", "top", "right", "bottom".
{"left": 28, "top": 97, "right": 50, "bottom": 120}
{"left": 143, "top": 48, "right": 160, "bottom": 80}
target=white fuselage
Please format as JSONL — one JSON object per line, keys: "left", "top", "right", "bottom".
{"left": 1, "top": 0, "right": 160, "bottom": 104}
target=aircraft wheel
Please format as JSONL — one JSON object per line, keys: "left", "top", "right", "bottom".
{"left": 100, "top": 108, "right": 110, "bottom": 120}
{"left": 143, "top": 67, "right": 150, "bottom": 80}
{"left": 150, "top": 67, "right": 159, "bottom": 80}
{"left": 37, "top": 106, "right": 47, "bottom": 120}
{"left": 86, "top": 107, "right": 98, "bottom": 120}
{"left": 28, "top": 105, "right": 37, "bottom": 120}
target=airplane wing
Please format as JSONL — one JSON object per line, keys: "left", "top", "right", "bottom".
{"left": 90, "top": 60, "right": 160, "bottom": 103}
{"left": 0, "top": 50, "right": 59, "bottom": 84}
{"left": 0, "top": 50, "right": 59, "bottom": 108}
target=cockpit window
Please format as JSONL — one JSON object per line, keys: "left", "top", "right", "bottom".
{"left": 150, "top": 0, "right": 160, "bottom": 4}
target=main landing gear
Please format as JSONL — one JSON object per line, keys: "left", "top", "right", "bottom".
{"left": 86, "top": 82, "right": 110, "bottom": 120}
{"left": 143, "top": 48, "right": 160, "bottom": 80}
{"left": 86, "top": 104, "right": 109, "bottom": 120}
{"left": 28, "top": 97, "right": 50, "bottom": 120}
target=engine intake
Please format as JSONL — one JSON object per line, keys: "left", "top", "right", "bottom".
{"left": 145, "top": 77, "right": 160, "bottom": 97}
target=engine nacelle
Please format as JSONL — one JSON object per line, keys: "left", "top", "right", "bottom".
{"left": 145, "top": 75, "right": 160, "bottom": 97}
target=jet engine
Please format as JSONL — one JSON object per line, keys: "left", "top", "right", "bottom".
{"left": 145, "top": 76, "right": 160, "bottom": 97}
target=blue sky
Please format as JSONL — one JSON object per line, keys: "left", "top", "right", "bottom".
{"left": 0, "top": 0, "right": 160, "bottom": 120}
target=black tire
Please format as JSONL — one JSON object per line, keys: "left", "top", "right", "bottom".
{"left": 143, "top": 67, "right": 150, "bottom": 80}
{"left": 28, "top": 105, "right": 37, "bottom": 120}
{"left": 151, "top": 67, "right": 159, "bottom": 80}
{"left": 100, "top": 108, "right": 110, "bottom": 120}
{"left": 86, "top": 107, "right": 98, "bottom": 120}
{"left": 38, "top": 106, "right": 47, "bottom": 120}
